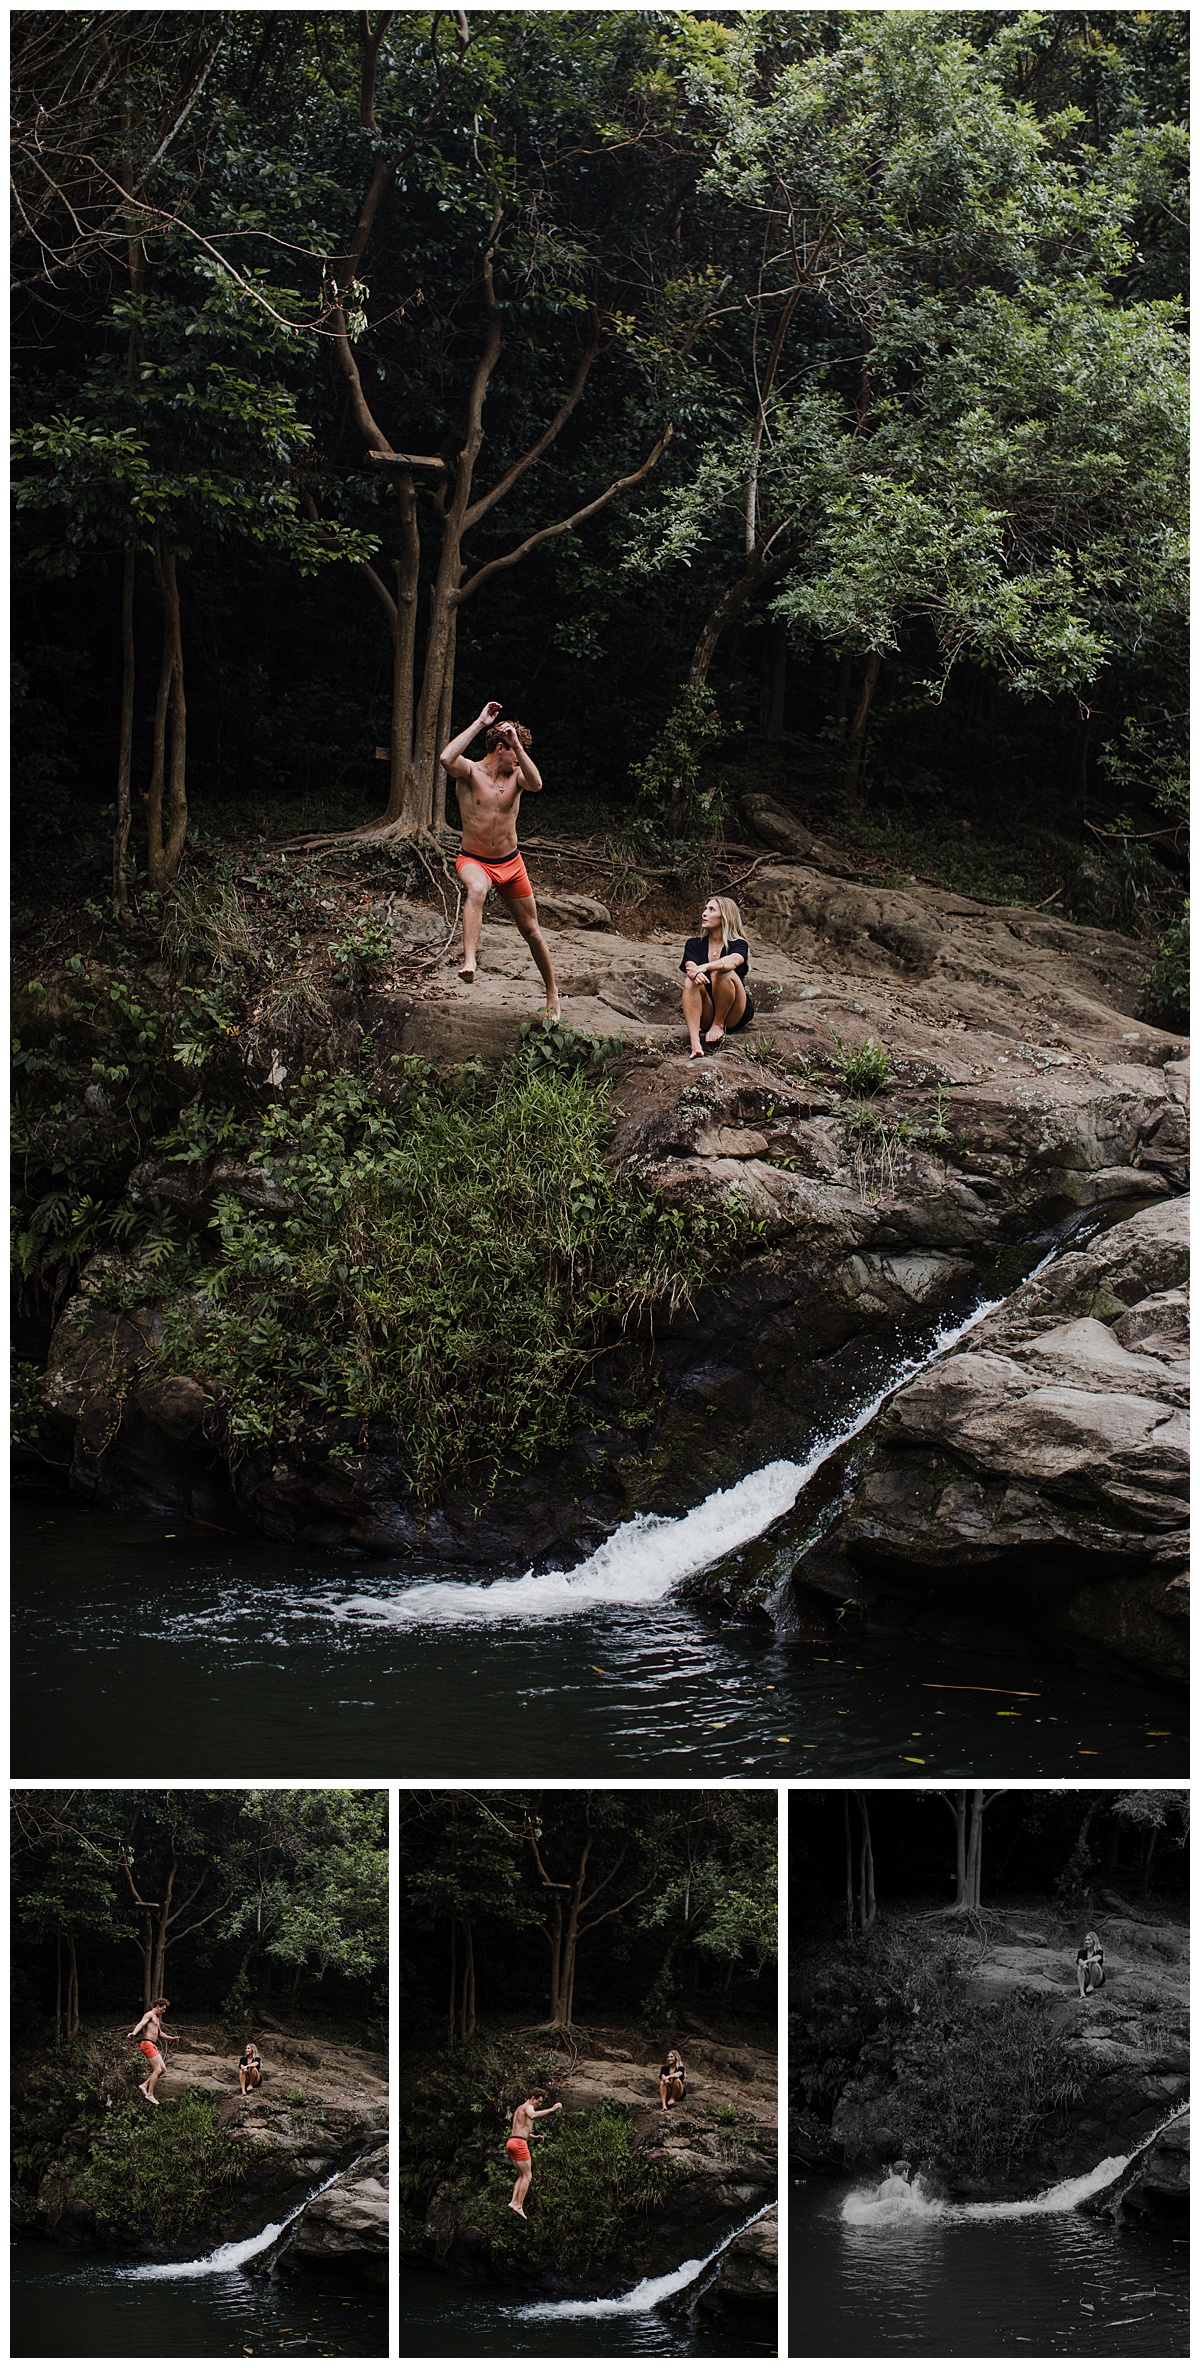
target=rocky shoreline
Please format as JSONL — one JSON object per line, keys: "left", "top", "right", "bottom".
{"left": 13, "top": 2024, "right": 388, "bottom": 2290}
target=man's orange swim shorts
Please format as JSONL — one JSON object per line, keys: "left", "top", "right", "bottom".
{"left": 506, "top": 2136, "right": 531, "bottom": 2163}
{"left": 457, "top": 847, "right": 533, "bottom": 900}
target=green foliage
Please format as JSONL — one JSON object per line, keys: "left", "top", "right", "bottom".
{"left": 77, "top": 2091, "right": 243, "bottom": 2241}
{"left": 330, "top": 914, "right": 396, "bottom": 990}
{"left": 517, "top": 1018, "right": 613, "bottom": 1076}
{"left": 1142, "top": 901, "right": 1189, "bottom": 1028}
{"left": 633, "top": 685, "right": 727, "bottom": 844}
{"left": 830, "top": 1035, "right": 894, "bottom": 1096}
{"left": 130, "top": 1057, "right": 755, "bottom": 1493}
{"left": 890, "top": 1990, "right": 1086, "bottom": 2177}
{"left": 478, "top": 2102, "right": 690, "bottom": 2272}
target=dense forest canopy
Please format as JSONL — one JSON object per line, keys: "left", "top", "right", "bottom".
{"left": 396, "top": 1789, "right": 777, "bottom": 2041}
{"left": 11, "top": 1788, "right": 389, "bottom": 2034}
{"left": 11, "top": 7, "right": 1188, "bottom": 891}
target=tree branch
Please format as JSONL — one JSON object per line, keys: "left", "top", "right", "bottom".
{"left": 464, "top": 311, "right": 603, "bottom": 530}
{"left": 455, "top": 423, "right": 672, "bottom": 605}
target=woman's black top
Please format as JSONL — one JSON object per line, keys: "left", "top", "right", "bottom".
{"left": 679, "top": 936, "right": 754, "bottom": 1029}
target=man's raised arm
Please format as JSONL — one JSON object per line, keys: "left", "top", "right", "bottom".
{"left": 440, "top": 700, "right": 502, "bottom": 779}
{"left": 500, "top": 723, "right": 543, "bottom": 795}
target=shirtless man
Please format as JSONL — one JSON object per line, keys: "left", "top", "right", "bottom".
{"left": 505, "top": 2088, "right": 563, "bottom": 2219}
{"left": 439, "top": 699, "right": 560, "bottom": 1021}
{"left": 127, "top": 1996, "right": 178, "bottom": 2106}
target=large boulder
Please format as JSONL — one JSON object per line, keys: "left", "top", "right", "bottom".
{"left": 277, "top": 2142, "right": 389, "bottom": 2287}
{"left": 788, "top": 1199, "right": 1189, "bottom": 1684}
{"left": 696, "top": 2202, "right": 777, "bottom": 2314}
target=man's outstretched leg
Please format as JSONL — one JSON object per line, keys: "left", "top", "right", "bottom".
{"left": 509, "top": 2159, "right": 533, "bottom": 2218}
{"left": 457, "top": 862, "right": 491, "bottom": 983}
{"left": 506, "top": 894, "right": 559, "bottom": 1022}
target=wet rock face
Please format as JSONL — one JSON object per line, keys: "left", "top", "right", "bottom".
{"left": 696, "top": 2202, "right": 777, "bottom": 2313}
{"left": 1087, "top": 2108, "right": 1189, "bottom": 2224}
{"left": 789, "top": 1199, "right": 1189, "bottom": 1686}
{"left": 276, "top": 2142, "right": 388, "bottom": 2287}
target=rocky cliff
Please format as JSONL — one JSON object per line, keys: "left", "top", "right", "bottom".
{"left": 398, "top": 2021, "right": 777, "bottom": 2298}
{"left": 793, "top": 1902, "right": 1188, "bottom": 2200}
{"left": 22, "top": 847, "right": 1187, "bottom": 1600}
{"left": 13, "top": 2019, "right": 387, "bottom": 2285}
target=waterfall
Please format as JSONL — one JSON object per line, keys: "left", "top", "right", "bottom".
{"left": 329, "top": 1290, "right": 1013, "bottom": 1630}
{"left": 120, "top": 2166, "right": 343, "bottom": 2281}
{"left": 514, "top": 2200, "right": 775, "bottom": 2320}
{"left": 842, "top": 2105, "right": 1189, "bottom": 2228}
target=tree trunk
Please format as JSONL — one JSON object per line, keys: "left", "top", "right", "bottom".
{"left": 943, "top": 1791, "right": 968, "bottom": 1907}
{"left": 113, "top": 546, "right": 136, "bottom": 917}
{"left": 762, "top": 617, "right": 787, "bottom": 741}
{"left": 381, "top": 472, "right": 420, "bottom": 825}
{"left": 843, "top": 651, "right": 882, "bottom": 806}
{"left": 843, "top": 1796, "right": 854, "bottom": 1944}
{"left": 55, "top": 1933, "right": 63, "bottom": 2045}
{"left": 460, "top": 1919, "right": 476, "bottom": 2044}
{"left": 433, "top": 604, "right": 458, "bottom": 835}
{"left": 146, "top": 536, "right": 187, "bottom": 892}
{"left": 544, "top": 1895, "right": 563, "bottom": 2024}
{"left": 66, "top": 1934, "right": 80, "bottom": 2039}
{"left": 448, "top": 1918, "right": 457, "bottom": 2046}
{"left": 965, "top": 1789, "right": 984, "bottom": 1909}
{"left": 855, "top": 1793, "right": 876, "bottom": 1933}
{"left": 835, "top": 650, "right": 852, "bottom": 736}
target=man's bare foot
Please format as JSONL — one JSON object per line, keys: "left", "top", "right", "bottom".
{"left": 459, "top": 964, "right": 476, "bottom": 984}
{"left": 508, "top": 2203, "right": 527, "bottom": 2218}
{"left": 545, "top": 1005, "right": 561, "bottom": 1026}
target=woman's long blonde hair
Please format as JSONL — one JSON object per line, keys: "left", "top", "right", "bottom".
{"left": 705, "top": 894, "right": 745, "bottom": 941}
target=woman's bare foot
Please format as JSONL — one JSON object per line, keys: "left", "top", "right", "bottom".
{"left": 458, "top": 963, "right": 476, "bottom": 984}
{"left": 688, "top": 1046, "right": 705, "bottom": 1059}
{"left": 704, "top": 1024, "right": 725, "bottom": 1047}
{"left": 545, "top": 1005, "right": 561, "bottom": 1026}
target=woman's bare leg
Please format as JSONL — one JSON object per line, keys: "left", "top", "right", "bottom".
{"left": 705, "top": 971, "right": 747, "bottom": 1043}
{"left": 682, "top": 979, "right": 714, "bottom": 1056}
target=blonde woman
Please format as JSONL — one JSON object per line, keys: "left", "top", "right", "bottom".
{"left": 680, "top": 894, "right": 754, "bottom": 1057}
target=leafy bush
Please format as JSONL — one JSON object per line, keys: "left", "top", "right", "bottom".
{"left": 329, "top": 913, "right": 395, "bottom": 989}
{"left": 77, "top": 2091, "right": 243, "bottom": 2240}
{"left": 120, "top": 1055, "right": 757, "bottom": 1494}
{"left": 889, "top": 1988, "right": 1085, "bottom": 2176}
{"left": 478, "top": 2101, "right": 690, "bottom": 2272}
{"left": 1142, "top": 901, "right": 1189, "bottom": 1028}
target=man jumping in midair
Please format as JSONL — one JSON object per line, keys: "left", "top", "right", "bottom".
{"left": 439, "top": 699, "right": 560, "bottom": 1022}
{"left": 505, "top": 2088, "right": 563, "bottom": 2219}
{"left": 128, "top": 1997, "right": 178, "bottom": 2106}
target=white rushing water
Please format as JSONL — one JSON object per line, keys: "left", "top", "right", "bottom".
{"left": 515, "top": 2201, "right": 775, "bottom": 2320}
{"left": 842, "top": 2106, "right": 1189, "bottom": 2228}
{"left": 333, "top": 1296, "right": 1007, "bottom": 1630}
{"left": 120, "top": 2168, "right": 342, "bottom": 2280}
